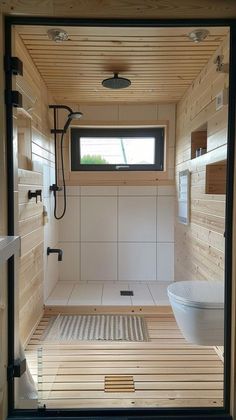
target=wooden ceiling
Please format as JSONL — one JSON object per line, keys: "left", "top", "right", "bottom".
{"left": 16, "top": 25, "right": 228, "bottom": 104}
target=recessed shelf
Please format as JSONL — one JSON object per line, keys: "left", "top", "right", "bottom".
{"left": 205, "top": 160, "right": 227, "bottom": 194}
{"left": 17, "top": 109, "right": 32, "bottom": 170}
{"left": 191, "top": 125, "right": 207, "bottom": 160}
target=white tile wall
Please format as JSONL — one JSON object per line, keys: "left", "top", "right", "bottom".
{"left": 58, "top": 185, "right": 175, "bottom": 283}
{"left": 118, "top": 243, "right": 156, "bottom": 281}
{"left": 59, "top": 196, "right": 80, "bottom": 242}
{"left": 118, "top": 186, "right": 157, "bottom": 196}
{"left": 81, "top": 242, "right": 117, "bottom": 281}
{"left": 43, "top": 163, "right": 59, "bottom": 301}
{"left": 81, "top": 186, "right": 117, "bottom": 196}
{"left": 118, "top": 196, "right": 156, "bottom": 242}
{"left": 157, "top": 196, "right": 174, "bottom": 242}
{"left": 157, "top": 243, "right": 174, "bottom": 282}
{"left": 81, "top": 196, "right": 117, "bottom": 241}
{"left": 59, "top": 242, "right": 80, "bottom": 282}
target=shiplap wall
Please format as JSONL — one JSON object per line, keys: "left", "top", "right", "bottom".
{"left": 15, "top": 33, "right": 59, "bottom": 346}
{"left": 175, "top": 35, "right": 229, "bottom": 282}
{"left": 57, "top": 103, "right": 176, "bottom": 186}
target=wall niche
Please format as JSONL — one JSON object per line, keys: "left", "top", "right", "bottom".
{"left": 191, "top": 124, "right": 207, "bottom": 160}
{"left": 17, "top": 108, "right": 32, "bottom": 170}
{"left": 205, "top": 160, "right": 227, "bottom": 194}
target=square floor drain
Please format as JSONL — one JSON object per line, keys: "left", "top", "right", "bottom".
{"left": 104, "top": 375, "right": 135, "bottom": 392}
{"left": 120, "top": 290, "right": 134, "bottom": 296}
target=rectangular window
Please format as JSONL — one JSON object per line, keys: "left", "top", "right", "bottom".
{"left": 71, "top": 127, "right": 165, "bottom": 171}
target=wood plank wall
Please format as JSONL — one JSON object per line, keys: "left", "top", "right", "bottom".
{"left": 15, "top": 33, "right": 56, "bottom": 347}
{"left": 175, "top": 35, "right": 229, "bottom": 282}
{"left": 1, "top": 0, "right": 236, "bottom": 19}
{"left": 18, "top": 169, "right": 44, "bottom": 345}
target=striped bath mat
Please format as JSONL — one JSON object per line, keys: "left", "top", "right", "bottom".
{"left": 42, "top": 315, "right": 149, "bottom": 342}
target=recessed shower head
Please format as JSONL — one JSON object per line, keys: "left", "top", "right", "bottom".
{"left": 63, "top": 111, "right": 83, "bottom": 132}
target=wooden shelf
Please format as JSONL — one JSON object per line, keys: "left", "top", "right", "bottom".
{"left": 191, "top": 126, "right": 207, "bottom": 160}
{"left": 205, "top": 160, "right": 227, "bottom": 194}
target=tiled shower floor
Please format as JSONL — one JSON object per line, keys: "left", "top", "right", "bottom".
{"left": 45, "top": 281, "right": 171, "bottom": 306}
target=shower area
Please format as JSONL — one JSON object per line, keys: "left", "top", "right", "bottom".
{"left": 10, "top": 22, "right": 228, "bottom": 411}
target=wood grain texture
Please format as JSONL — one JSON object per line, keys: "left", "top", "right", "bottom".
{"left": 175, "top": 35, "right": 229, "bottom": 282}
{"left": 15, "top": 31, "right": 56, "bottom": 347}
{"left": 24, "top": 311, "right": 224, "bottom": 409}
{"left": 15, "top": 25, "right": 228, "bottom": 104}
{"left": 1, "top": 0, "right": 236, "bottom": 19}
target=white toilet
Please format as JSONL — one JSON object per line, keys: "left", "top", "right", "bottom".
{"left": 167, "top": 280, "right": 224, "bottom": 346}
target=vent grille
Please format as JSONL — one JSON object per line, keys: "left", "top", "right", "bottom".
{"left": 104, "top": 375, "right": 135, "bottom": 392}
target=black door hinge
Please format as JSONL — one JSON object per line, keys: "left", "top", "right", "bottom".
{"left": 5, "top": 56, "right": 23, "bottom": 76}
{"left": 7, "top": 358, "right": 26, "bottom": 380}
{"left": 5, "top": 90, "right": 23, "bottom": 108}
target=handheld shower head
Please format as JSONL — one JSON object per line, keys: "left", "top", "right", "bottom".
{"left": 63, "top": 111, "right": 83, "bottom": 132}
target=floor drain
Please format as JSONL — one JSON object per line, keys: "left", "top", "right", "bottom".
{"left": 104, "top": 375, "right": 135, "bottom": 392}
{"left": 120, "top": 290, "right": 134, "bottom": 296}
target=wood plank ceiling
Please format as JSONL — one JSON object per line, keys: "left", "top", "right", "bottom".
{"left": 16, "top": 25, "right": 228, "bottom": 104}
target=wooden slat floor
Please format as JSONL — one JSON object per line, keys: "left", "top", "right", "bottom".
{"left": 25, "top": 310, "right": 224, "bottom": 409}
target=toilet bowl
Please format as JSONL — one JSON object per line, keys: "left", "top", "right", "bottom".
{"left": 167, "top": 280, "right": 224, "bottom": 346}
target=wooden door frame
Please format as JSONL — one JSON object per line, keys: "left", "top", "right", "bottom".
{"left": 4, "top": 16, "right": 236, "bottom": 420}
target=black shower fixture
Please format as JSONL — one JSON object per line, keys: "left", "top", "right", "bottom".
{"left": 49, "top": 104, "right": 83, "bottom": 220}
{"left": 49, "top": 104, "right": 83, "bottom": 134}
{"left": 102, "top": 73, "right": 131, "bottom": 89}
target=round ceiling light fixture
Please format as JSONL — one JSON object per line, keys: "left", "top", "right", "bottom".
{"left": 47, "top": 28, "right": 69, "bottom": 43}
{"left": 102, "top": 73, "right": 131, "bottom": 89}
{"left": 188, "top": 29, "right": 209, "bottom": 43}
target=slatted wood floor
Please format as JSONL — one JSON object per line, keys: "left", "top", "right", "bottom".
{"left": 25, "top": 310, "right": 224, "bottom": 409}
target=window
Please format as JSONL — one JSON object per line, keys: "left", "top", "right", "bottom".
{"left": 70, "top": 127, "right": 165, "bottom": 171}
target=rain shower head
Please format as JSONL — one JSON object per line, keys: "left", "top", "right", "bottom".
{"left": 63, "top": 111, "right": 83, "bottom": 132}
{"left": 102, "top": 73, "right": 131, "bottom": 89}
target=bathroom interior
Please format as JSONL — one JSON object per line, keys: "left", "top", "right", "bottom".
{"left": 10, "top": 23, "right": 228, "bottom": 411}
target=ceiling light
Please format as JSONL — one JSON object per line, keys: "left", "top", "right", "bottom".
{"left": 188, "top": 29, "right": 209, "bottom": 43}
{"left": 102, "top": 73, "right": 131, "bottom": 89}
{"left": 47, "top": 28, "right": 69, "bottom": 43}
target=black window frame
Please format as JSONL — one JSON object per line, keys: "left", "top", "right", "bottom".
{"left": 70, "top": 127, "right": 165, "bottom": 171}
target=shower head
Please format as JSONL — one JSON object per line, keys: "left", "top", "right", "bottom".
{"left": 63, "top": 110, "right": 83, "bottom": 132}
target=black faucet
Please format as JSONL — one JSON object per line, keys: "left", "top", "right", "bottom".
{"left": 47, "top": 247, "right": 63, "bottom": 261}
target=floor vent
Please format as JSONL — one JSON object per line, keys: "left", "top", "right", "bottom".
{"left": 104, "top": 375, "right": 135, "bottom": 392}
{"left": 120, "top": 290, "right": 134, "bottom": 296}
